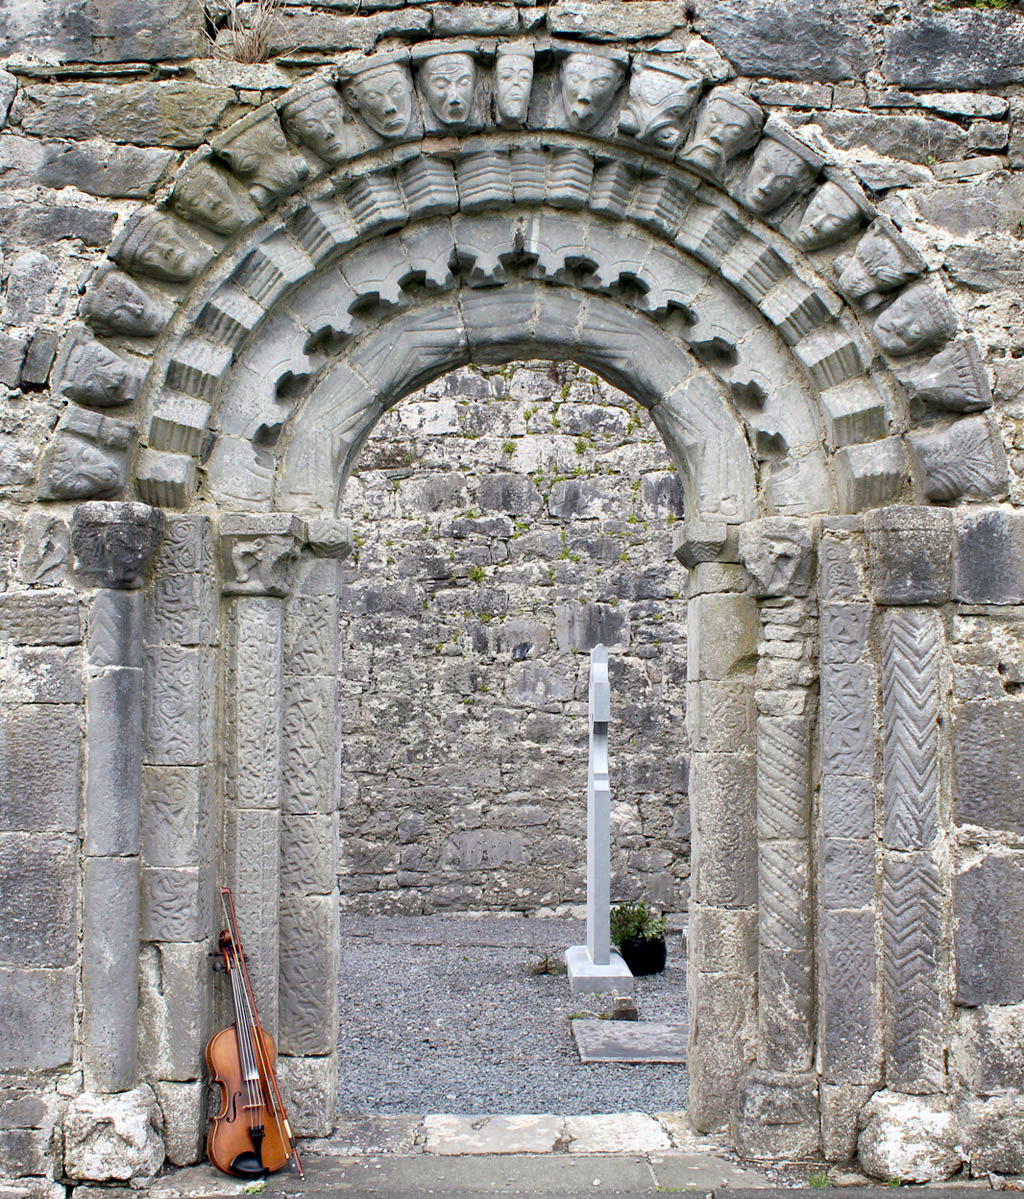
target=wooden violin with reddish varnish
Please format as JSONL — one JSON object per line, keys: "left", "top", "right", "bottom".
{"left": 205, "top": 888, "right": 303, "bottom": 1180}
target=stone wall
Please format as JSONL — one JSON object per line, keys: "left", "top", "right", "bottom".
{"left": 336, "top": 360, "right": 689, "bottom": 915}
{"left": 5, "top": 0, "right": 1024, "bottom": 1189}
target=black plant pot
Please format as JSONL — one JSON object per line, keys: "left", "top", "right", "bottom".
{"left": 618, "top": 935, "right": 667, "bottom": 976}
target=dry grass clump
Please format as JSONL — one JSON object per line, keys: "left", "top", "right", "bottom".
{"left": 207, "top": 0, "right": 284, "bottom": 64}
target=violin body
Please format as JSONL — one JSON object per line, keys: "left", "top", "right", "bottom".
{"left": 205, "top": 1025, "right": 290, "bottom": 1177}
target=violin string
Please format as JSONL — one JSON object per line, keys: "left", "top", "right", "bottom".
{"left": 229, "top": 945, "right": 262, "bottom": 1122}
{"left": 235, "top": 953, "right": 282, "bottom": 1120}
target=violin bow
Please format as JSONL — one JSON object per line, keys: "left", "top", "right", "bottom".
{"left": 220, "top": 887, "right": 305, "bottom": 1180}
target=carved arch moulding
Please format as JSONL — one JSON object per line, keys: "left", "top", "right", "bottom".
{"left": 37, "top": 28, "right": 1018, "bottom": 1178}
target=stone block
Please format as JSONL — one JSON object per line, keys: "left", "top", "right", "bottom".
{"left": 820, "top": 908, "right": 879, "bottom": 1084}
{"left": 85, "top": 669, "right": 143, "bottom": 856}
{"left": 17, "top": 514, "right": 69, "bottom": 588}
{"left": 151, "top": 1080, "right": 203, "bottom": 1168}
{"left": 820, "top": 662, "right": 875, "bottom": 776}
{"left": 820, "top": 603, "right": 870, "bottom": 665}
{"left": 954, "top": 507, "right": 1024, "bottom": 604}
{"left": 756, "top": 716, "right": 811, "bottom": 840}
{"left": 820, "top": 838, "right": 874, "bottom": 910}
{"left": 8, "top": 647, "right": 83, "bottom": 705}
{"left": 673, "top": 520, "right": 731, "bottom": 568}
{"left": 71, "top": 502, "right": 165, "bottom": 590}
{"left": 757, "top": 950, "right": 813, "bottom": 1072}
{"left": 834, "top": 439, "right": 907, "bottom": 514}
{"left": 0, "top": 967, "right": 73, "bottom": 1070}
{"left": 223, "top": 601, "right": 283, "bottom": 802}
{"left": 0, "top": 1126, "right": 49, "bottom": 1176}
{"left": 884, "top": 11, "right": 1024, "bottom": 88}
{"left": 549, "top": 0, "right": 689, "bottom": 38}
{"left": 141, "top": 765, "right": 211, "bottom": 868}
{"left": 36, "top": 141, "right": 175, "bottom": 199}
{"left": 819, "top": 531, "right": 867, "bottom": 602}
{"left": 144, "top": 572, "right": 217, "bottom": 648}
{"left": 960, "top": 1094, "right": 1024, "bottom": 1174}
{"left": 138, "top": 941, "right": 212, "bottom": 1083}
{"left": 554, "top": 602, "right": 629, "bottom": 652}
{"left": 732, "top": 1068, "right": 820, "bottom": 1159}
{"left": 0, "top": 836, "right": 76, "bottom": 967}
{"left": 687, "top": 971, "right": 756, "bottom": 1134}
{"left": 688, "top": 904, "right": 757, "bottom": 975}
{"left": 821, "top": 775, "right": 874, "bottom": 840}
{"left": 285, "top": 595, "right": 338, "bottom": 676}
{"left": 82, "top": 855, "right": 139, "bottom": 1088}
{"left": 821, "top": 1081, "right": 874, "bottom": 1163}
{"left": 686, "top": 680, "right": 755, "bottom": 753}
{"left": 279, "top": 895, "right": 339, "bottom": 1056}
{"left": 955, "top": 852, "right": 1024, "bottom": 1006}
{"left": 0, "top": 704, "right": 79, "bottom": 833}
{"left": 135, "top": 450, "right": 196, "bottom": 510}
{"left": 281, "top": 814, "right": 337, "bottom": 895}
{"left": 910, "top": 415, "right": 1008, "bottom": 504}
{"left": 954, "top": 700, "right": 1024, "bottom": 835}
{"left": 88, "top": 590, "right": 142, "bottom": 669}
{"left": 738, "top": 518, "right": 814, "bottom": 598}
{"left": 281, "top": 674, "right": 335, "bottom": 815}
{"left": 858, "top": 1090, "right": 962, "bottom": 1183}
{"left": 154, "top": 514, "right": 214, "bottom": 577}
{"left": 0, "top": 590, "right": 79, "bottom": 646}
{"left": 690, "top": 752, "right": 757, "bottom": 907}
{"left": 143, "top": 646, "right": 210, "bottom": 767}
{"left": 687, "top": 591, "right": 759, "bottom": 682}
{"left": 277, "top": 1052, "right": 337, "bottom": 1138}
{"left": 953, "top": 1005, "right": 1024, "bottom": 1095}
{"left": 140, "top": 865, "right": 212, "bottom": 943}
{"left": 224, "top": 807, "right": 280, "bottom": 1026}
{"left": 63, "top": 1087, "right": 163, "bottom": 1185}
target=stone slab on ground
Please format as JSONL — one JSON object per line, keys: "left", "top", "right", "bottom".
{"left": 571, "top": 1020, "right": 688, "bottom": 1064}
{"left": 423, "top": 1114, "right": 563, "bottom": 1155}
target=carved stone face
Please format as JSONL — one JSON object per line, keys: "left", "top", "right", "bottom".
{"left": 173, "top": 164, "right": 249, "bottom": 236}
{"left": 63, "top": 339, "right": 131, "bottom": 406}
{"left": 618, "top": 63, "right": 700, "bottom": 153}
{"left": 794, "top": 182, "right": 864, "bottom": 251}
{"left": 216, "top": 116, "right": 310, "bottom": 207}
{"left": 679, "top": 91, "right": 763, "bottom": 181}
{"left": 560, "top": 53, "right": 625, "bottom": 131}
{"left": 83, "top": 270, "right": 166, "bottom": 338}
{"left": 419, "top": 52, "right": 477, "bottom": 125}
{"left": 745, "top": 140, "right": 816, "bottom": 214}
{"left": 495, "top": 51, "right": 534, "bottom": 126}
{"left": 281, "top": 88, "right": 349, "bottom": 163}
{"left": 873, "top": 285, "right": 955, "bottom": 357}
{"left": 836, "top": 222, "right": 922, "bottom": 308}
{"left": 46, "top": 441, "right": 122, "bottom": 499}
{"left": 118, "top": 217, "right": 201, "bottom": 282}
{"left": 343, "top": 64, "right": 414, "bottom": 139}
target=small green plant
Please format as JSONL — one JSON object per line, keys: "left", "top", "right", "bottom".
{"left": 243, "top": 1183, "right": 267, "bottom": 1196}
{"left": 574, "top": 436, "right": 589, "bottom": 455}
{"left": 468, "top": 564, "right": 486, "bottom": 582}
{"left": 502, "top": 439, "right": 517, "bottom": 457}
{"left": 808, "top": 1169, "right": 831, "bottom": 1189}
{"left": 609, "top": 901, "right": 665, "bottom": 949}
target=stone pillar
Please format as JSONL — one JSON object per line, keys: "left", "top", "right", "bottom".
{"left": 279, "top": 518, "right": 350, "bottom": 1137}
{"left": 817, "top": 519, "right": 882, "bottom": 1160}
{"left": 72, "top": 502, "right": 165, "bottom": 1095}
{"left": 675, "top": 522, "right": 759, "bottom": 1135}
{"left": 220, "top": 513, "right": 304, "bottom": 1038}
{"left": 733, "top": 517, "right": 820, "bottom": 1160}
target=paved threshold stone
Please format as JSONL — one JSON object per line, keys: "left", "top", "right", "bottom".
{"left": 564, "top": 1113, "right": 672, "bottom": 1154}
{"left": 423, "top": 1113, "right": 563, "bottom": 1154}
{"left": 572, "top": 1020, "right": 688, "bottom": 1064}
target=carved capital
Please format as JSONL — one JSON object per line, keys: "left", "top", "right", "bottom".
{"left": 71, "top": 501, "right": 166, "bottom": 590}
{"left": 673, "top": 519, "right": 729, "bottom": 568}
{"left": 220, "top": 513, "right": 305, "bottom": 596}
{"left": 738, "top": 517, "right": 816, "bottom": 598}
{"left": 304, "top": 517, "right": 354, "bottom": 561}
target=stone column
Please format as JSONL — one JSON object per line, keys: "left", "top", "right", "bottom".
{"left": 220, "top": 513, "right": 304, "bottom": 1039}
{"left": 674, "top": 522, "right": 759, "bottom": 1135}
{"left": 71, "top": 502, "right": 164, "bottom": 1094}
{"left": 278, "top": 518, "right": 350, "bottom": 1137}
{"left": 733, "top": 517, "right": 820, "bottom": 1160}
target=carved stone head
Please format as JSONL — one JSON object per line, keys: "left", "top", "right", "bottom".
{"left": 738, "top": 516, "right": 815, "bottom": 598}
{"left": 794, "top": 176, "right": 872, "bottom": 251}
{"left": 559, "top": 51, "right": 626, "bottom": 131}
{"left": 111, "top": 212, "right": 207, "bottom": 283}
{"left": 71, "top": 501, "right": 165, "bottom": 589}
{"left": 743, "top": 124, "right": 822, "bottom": 215}
{"left": 678, "top": 87, "right": 764, "bottom": 183}
{"left": 81, "top": 267, "right": 168, "bottom": 338}
{"left": 418, "top": 51, "right": 477, "bottom": 126}
{"left": 495, "top": 43, "right": 535, "bottom": 127}
{"left": 56, "top": 327, "right": 140, "bottom": 408}
{"left": 212, "top": 108, "right": 310, "bottom": 208}
{"left": 895, "top": 337, "right": 992, "bottom": 413}
{"left": 279, "top": 81, "right": 352, "bottom": 164}
{"left": 172, "top": 160, "right": 256, "bottom": 236}
{"left": 38, "top": 409, "right": 134, "bottom": 502}
{"left": 618, "top": 58, "right": 702, "bottom": 154}
{"left": 873, "top": 282, "right": 957, "bottom": 358}
{"left": 835, "top": 217, "right": 925, "bottom": 311}
{"left": 342, "top": 58, "right": 415, "bottom": 139}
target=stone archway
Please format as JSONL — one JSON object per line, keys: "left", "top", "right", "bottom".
{"left": 42, "top": 31, "right": 1013, "bottom": 1177}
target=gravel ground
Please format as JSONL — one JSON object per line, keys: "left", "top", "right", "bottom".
{"left": 335, "top": 915, "right": 690, "bottom": 1116}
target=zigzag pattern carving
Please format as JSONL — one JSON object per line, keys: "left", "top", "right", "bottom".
{"left": 759, "top": 840, "right": 811, "bottom": 952}
{"left": 757, "top": 716, "right": 811, "bottom": 840}
{"left": 882, "top": 852, "right": 945, "bottom": 1092}
{"left": 881, "top": 608, "right": 942, "bottom": 850}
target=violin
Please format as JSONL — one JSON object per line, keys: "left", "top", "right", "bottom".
{"left": 205, "top": 888, "right": 303, "bottom": 1180}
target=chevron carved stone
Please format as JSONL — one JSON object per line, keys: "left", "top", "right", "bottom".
{"left": 757, "top": 716, "right": 811, "bottom": 840}
{"left": 881, "top": 608, "right": 942, "bottom": 850}
{"left": 882, "top": 852, "right": 945, "bottom": 1092}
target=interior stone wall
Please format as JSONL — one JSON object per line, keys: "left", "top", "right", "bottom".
{"left": 4, "top": 0, "right": 1024, "bottom": 1190}
{"left": 336, "top": 360, "right": 688, "bottom": 915}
